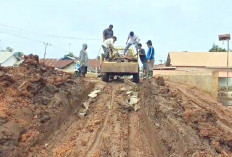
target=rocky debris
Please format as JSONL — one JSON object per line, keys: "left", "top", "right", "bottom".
{"left": 78, "top": 109, "right": 89, "bottom": 117}
{"left": 40, "top": 114, "right": 51, "bottom": 123}
{"left": 156, "top": 76, "right": 165, "bottom": 86}
{"left": 88, "top": 93, "right": 97, "bottom": 98}
{"left": 88, "top": 89, "right": 101, "bottom": 98}
{"left": 123, "top": 90, "right": 140, "bottom": 112}
{"left": 78, "top": 89, "right": 102, "bottom": 117}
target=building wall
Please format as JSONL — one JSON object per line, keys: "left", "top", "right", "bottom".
{"left": 1, "top": 56, "right": 17, "bottom": 67}
{"left": 64, "top": 63, "right": 76, "bottom": 70}
{"left": 154, "top": 70, "right": 219, "bottom": 99}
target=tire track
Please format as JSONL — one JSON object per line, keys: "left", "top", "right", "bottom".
{"left": 84, "top": 84, "right": 116, "bottom": 157}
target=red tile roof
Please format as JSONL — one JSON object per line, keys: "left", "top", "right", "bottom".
{"left": 40, "top": 59, "right": 74, "bottom": 69}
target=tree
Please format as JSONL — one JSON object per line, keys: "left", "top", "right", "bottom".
{"left": 209, "top": 44, "right": 226, "bottom": 52}
{"left": 65, "top": 52, "right": 75, "bottom": 57}
{"left": 5, "top": 47, "right": 14, "bottom": 52}
{"left": 14, "top": 52, "right": 24, "bottom": 61}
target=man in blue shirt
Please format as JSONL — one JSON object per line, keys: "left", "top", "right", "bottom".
{"left": 146, "top": 40, "right": 155, "bottom": 78}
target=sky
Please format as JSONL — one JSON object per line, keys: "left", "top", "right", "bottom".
{"left": 0, "top": 0, "right": 232, "bottom": 63}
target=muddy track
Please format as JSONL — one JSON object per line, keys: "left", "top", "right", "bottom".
{"left": 26, "top": 78, "right": 232, "bottom": 157}
{"left": 30, "top": 80, "right": 158, "bottom": 157}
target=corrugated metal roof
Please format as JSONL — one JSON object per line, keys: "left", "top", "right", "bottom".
{"left": 169, "top": 52, "right": 232, "bottom": 67}
{"left": 88, "top": 59, "right": 100, "bottom": 69}
{"left": 0, "top": 52, "right": 14, "bottom": 64}
{"left": 56, "top": 60, "right": 74, "bottom": 69}
{"left": 40, "top": 59, "right": 74, "bottom": 69}
{"left": 40, "top": 59, "right": 57, "bottom": 68}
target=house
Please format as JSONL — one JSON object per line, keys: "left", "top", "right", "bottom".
{"left": 40, "top": 58, "right": 100, "bottom": 73}
{"left": 154, "top": 52, "right": 232, "bottom": 105}
{"left": 0, "top": 52, "right": 23, "bottom": 67}
{"left": 40, "top": 59, "right": 76, "bottom": 72}
{"left": 166, "top": 52, "right": 232, "bottom": 71}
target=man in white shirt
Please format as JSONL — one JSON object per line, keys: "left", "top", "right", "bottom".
{"left": 124, "top": 31, "right": 140, "bottom": 54}
{"left": 102, "top": 36, "right": 117, "bottom": 60}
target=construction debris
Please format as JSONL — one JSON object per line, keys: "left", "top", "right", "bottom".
{"left": 79, "top": 89, "right": 102, "bottom": 117}
{"left": 124, "top": 91, "right": 140, "bottom": 112}
{"left": 88, "top": 89, "right": 101, "bottom": 98}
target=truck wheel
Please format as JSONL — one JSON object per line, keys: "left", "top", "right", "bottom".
{"left": 102, "top": 73, "right": 109, "bottom": 82}
{"left": 133, "top": 73, "right": 139, "bottom": 83}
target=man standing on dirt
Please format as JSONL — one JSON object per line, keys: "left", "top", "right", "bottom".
{"left": 146, "top": 40, "right": 155, "bottom": 78}
{"left": 124, "top": 31, "right": 140, "bottom": 55}
{"left": 79, "top": 43, "right": 89, "bottom": 77}
{"left": 103, "top": 24, "right": 114, "bottom": 41}
{"left": 138, "top": 43, "right": 147, "bottom": 78}
{"left": 102, "top": 36, "right": 117, "bottom": 60}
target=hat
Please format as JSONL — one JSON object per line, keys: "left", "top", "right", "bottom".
{"left": 146, "top": 40, "right": 152, "bottom": 45}
{"left": 130, "top": 31, "right": 134, "bottom": 36}
{"left": 109, "top": 24, "right": 113, "bottom": 28}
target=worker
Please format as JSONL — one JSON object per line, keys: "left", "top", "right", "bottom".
{"left": 138, "top": 43, "right": 147, "bottom": 78}
{"left": 124, "top": 31, "right": 140, "bottom": 55}
{"left": 102, "top": 36, "right": 117, "bottom": 60}
{"left": 103, "top": 24, "right": 114, "bottom": 41}
{"left": 79, "top": 43, "right": 89, "bottom": 77}
{"left": 146, "top": 40, "right": 155, "bottom": 78}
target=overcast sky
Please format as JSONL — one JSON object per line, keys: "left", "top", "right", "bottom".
{"left": 0, "top": 0, "right": 232, "bottom": 63}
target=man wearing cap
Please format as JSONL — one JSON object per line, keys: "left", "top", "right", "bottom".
{"left": 124, "top": 31, "right": 140, "bottom": 54}
{"left": 146, "top": 40, "right": 155, "bottom": 78}
{"left": 103, "top": 25, "right": 114, "bottom": 41}
{"left": 102, "top": 36, "right": 117, "bottom": 60}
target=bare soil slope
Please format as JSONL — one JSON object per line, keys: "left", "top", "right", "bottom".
{"left": 0, "top": 55, "right": 92, "bottom": 156}
{"left": 141, "top": 78, "right": 232, "bottom": 156}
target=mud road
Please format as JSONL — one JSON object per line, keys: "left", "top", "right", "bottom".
{"left": 29, "top": 78, "right": 232, "bottom": 157}
{"left": 1, "top": 56, "right": 232, "bottom": 157}
{"left": 30, "top": 79, "right": 159, "bottom": 157}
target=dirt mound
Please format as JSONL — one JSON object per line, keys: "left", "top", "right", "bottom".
{"left": 0, "top": 55, "right": 92, "bottom": 156}
{"left": 141, "top": 79, "right": 232, "bottom": 156}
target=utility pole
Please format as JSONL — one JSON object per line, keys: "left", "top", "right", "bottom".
{"left": 219, "top": 34, "right": 231, "bottom": 105}
{"left": 43, "top": 42, "right": 51, "bottom": 59}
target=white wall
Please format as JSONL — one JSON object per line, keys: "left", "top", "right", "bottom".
{"left": 64, "top": 63, "right": 76, "bottom": 70}
{"left": 1, "top": 56, "right": 18, "bottom": 67}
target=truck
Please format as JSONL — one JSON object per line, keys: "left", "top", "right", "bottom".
{"left": 100, "top": 47, "right": 140, "bottom": 83}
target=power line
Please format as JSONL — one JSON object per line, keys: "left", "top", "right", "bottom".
{"left": 0, "top": 23, "right": 101, "bottom": 41}
{"left": 0, "top": 30, "right": 44, "bottom": 44}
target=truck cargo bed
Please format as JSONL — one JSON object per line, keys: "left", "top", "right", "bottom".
{"left": 101, "top": 62, "right": 138, "bottom": 73}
